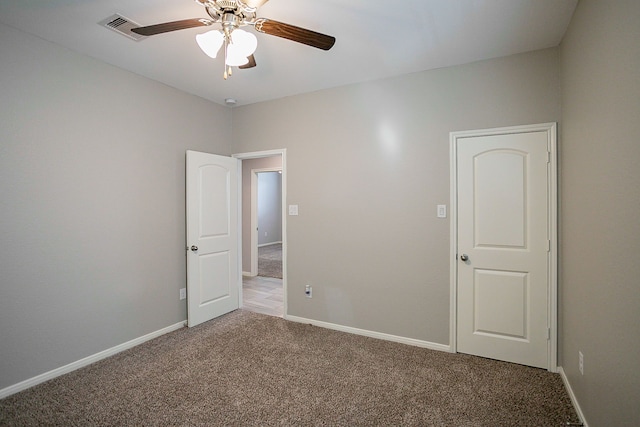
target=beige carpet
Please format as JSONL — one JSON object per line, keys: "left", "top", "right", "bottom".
{"left": 0, "top": 310, "right": 579, "bottom": 426}
{"left": 258, "top": 243, "right": 282, "bottom": 279}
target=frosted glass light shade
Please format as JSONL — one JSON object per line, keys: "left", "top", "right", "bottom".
{"left": 225, "top": 48, "right": 250, "bottom": 66}
{"left": 229, "top": 29, "right": 257, "bottom": 57}
{"left": 196, "top": 30, "right": 223, "bottom": 58}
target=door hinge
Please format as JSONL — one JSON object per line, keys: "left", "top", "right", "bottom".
{"left": 546, "top": 239, "right": 551, "bottom": 252}
{"left": 547, "top": 151, "right": 551, "bottom": 164}
{"left": 547, "top": 328, "right": 551, "bottom": 340}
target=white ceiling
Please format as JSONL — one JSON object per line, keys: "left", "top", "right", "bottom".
{"left": 0, "top": 0, "right": 578, "bottom": 107}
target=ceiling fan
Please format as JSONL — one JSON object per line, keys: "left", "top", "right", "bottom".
{"left": 131, "top": 0, "right": 336, "bottom": 79}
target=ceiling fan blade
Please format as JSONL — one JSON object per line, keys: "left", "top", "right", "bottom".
{"left": 242, "top": 0, "right": 270, "bottom": 8}
{"left": 239, "top": 54, "right": 257, "bottom": 69}
{"left": 254, "top": 19, "right": 335, "bottom": 51}
{"left": 131, "top": 18, "right": 213, "bottom": 36}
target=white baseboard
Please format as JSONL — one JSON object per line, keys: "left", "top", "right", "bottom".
{"left": 286, "top": 315, "right": 451, "bottom": 353}
{"left": 558, "top": 366, "right": 588, "bottom": 426}
{"left": 242, "top": 271, "right": 255, "bottom": 277}
{"left": 0, "top": 321, "right": 186, "bottom": 399}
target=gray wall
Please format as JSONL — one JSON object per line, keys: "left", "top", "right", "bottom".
{"left": 559, "top": 0, "right": 640, "bottom": 425}
{"left": 240, "top": 156, "right": 282, "bottom": 273}
{"left": 257, "top": 172, "right": 282, "bottom": 246}
{"left": 233, "top": 48, "right": 560, "bottom": 344}
{"left": 0, "top": 23, "right": 232, "bottom": 390}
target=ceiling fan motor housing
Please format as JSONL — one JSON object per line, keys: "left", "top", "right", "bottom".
{"left": 203, "top": 0, "right": 257, "bottom": 26}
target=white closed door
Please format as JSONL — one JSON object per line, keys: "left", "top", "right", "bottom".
{"left": 186, "top": 150, "right": 240, "bottom": 328}
{"left": 456, "top": 127, "right": 552, "bottom": 369}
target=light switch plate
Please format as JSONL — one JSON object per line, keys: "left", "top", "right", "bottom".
{"left": 288, "top": 204, "right": 299, "bottom": 216}
{"left": 437, "top": 205, "right": 447, "bottom": 218}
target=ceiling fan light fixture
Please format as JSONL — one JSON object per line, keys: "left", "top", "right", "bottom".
{"left": 130, "top": 0, "right": 336, "bottom": 81}
{"left": 196, "top": 30, "right": 223, "bottom": 58}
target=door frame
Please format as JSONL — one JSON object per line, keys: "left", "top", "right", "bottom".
{"left": 448, "top": 123, "right": 558, "bottom": 372}
{"left": 233, "top": 149, "right": 287, "bottom": 319}
{"left": 250, "top": 167, "right": 283, "bottom": 276}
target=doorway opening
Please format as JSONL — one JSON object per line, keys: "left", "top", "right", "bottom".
{"left": 233, "top": 150, "right": 286, "bottom": 318}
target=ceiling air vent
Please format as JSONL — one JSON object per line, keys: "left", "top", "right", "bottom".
{"left": 99, "top": 14, "right": 146, "bottom": 41}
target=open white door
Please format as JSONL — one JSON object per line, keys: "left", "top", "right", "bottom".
{"left": 186, "top": 150, "right": 240, "bottom": 327}
{"left": 452, "top": 123, "right": 557, "bottom": 370}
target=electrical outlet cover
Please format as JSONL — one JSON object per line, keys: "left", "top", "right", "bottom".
{"left": 579, "top": 351, "right": 584, "bottom": 375}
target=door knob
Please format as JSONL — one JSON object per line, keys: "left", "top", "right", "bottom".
{"left": 190, "top": 245, "right": 198, "bottom": 252}
{"left": 460, "top": 254, "right": 469, "bottom": 262}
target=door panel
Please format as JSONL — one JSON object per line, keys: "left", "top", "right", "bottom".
{"left": 474, "top": 151, "right": 526, "bottom": 248}
{"left": 474, "top": 269, "right": 528, "bottom": 339}
{"left": 199, "top": 165, "right": 230, "bottom": 238}
{"left": 198, "top": 251, "right": 231, "bottom": 303}
{"left": 186, "top": 150, "right": 239, "bottom": 327}
{"left": 456, "top": 130, "right": 550, "bottom": 369}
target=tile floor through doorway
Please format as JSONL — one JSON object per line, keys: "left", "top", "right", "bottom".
{"left": 242, "top": 275, "right": 283, "bottom": 317}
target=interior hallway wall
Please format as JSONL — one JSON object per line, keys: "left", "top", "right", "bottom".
{"left": 0, "top": 23, "right": 232, "bottom": 390}
{"left": 232, "top": 48, "right": 561, "bottom": 344}
{"left": 559, "top": 0, "right": 640, "bottom": 425}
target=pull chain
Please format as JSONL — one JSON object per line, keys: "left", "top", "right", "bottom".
{"left": 222, "top": 29, "right": 236, "bottom": 80}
